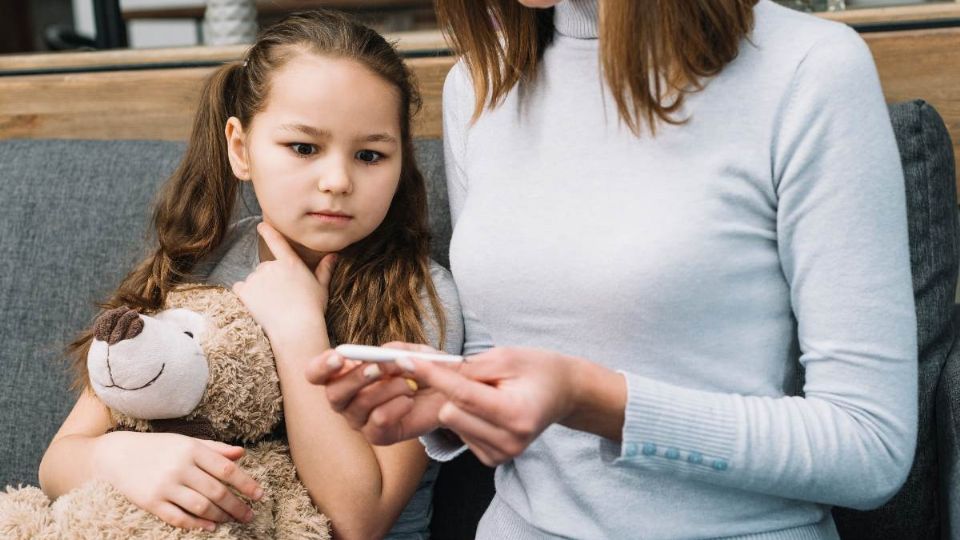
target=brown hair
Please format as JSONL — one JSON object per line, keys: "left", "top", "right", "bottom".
{"left": 68, "top": 10, "right": 445, "bottom": 390}
{"left": 435, "top": 0, "right": 758, "bottom": 134}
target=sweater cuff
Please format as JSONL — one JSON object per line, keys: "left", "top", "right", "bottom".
{"left": 420, "top": 428, "right": 469, "bottom": 462}
{"left": 599, "top": 371, "right": 740, "bottom": 476}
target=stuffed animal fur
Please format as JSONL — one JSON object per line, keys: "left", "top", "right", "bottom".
{"left": 0, "top": 285, "right": 331, "bottom": 539}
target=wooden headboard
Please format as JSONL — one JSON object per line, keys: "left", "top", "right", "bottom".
{"left": 1, "top": 27, "right": 958, "bottom": 189}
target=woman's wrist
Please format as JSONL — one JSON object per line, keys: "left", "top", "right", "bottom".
{"left": 562, "top": 357, "right": 627, "bottom": 442}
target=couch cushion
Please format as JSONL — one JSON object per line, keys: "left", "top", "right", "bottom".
{"left": 832, "top": 101, "right": 958, "bottom": 539}
{"left": 941, "top": 307, "right": 960, "bottom": 538}
{"left": 0, "top": 138, "right": 451, "bottom": 489}
{"left": 0, "top": 139, "right": 185, "bottom": 487}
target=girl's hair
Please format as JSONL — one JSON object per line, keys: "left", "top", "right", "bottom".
{"left": 435, "top": 0, "right": 758, "bottom": 134}
{"left": 68, "top": 10, "right": 445, "bottom": 391}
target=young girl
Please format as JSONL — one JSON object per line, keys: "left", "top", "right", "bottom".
{"left": 38, "top": 10, "right": 463, "bottom": 540}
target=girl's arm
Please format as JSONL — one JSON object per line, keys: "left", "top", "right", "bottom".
{"left": 38, "top": 388, "right": 262, "bottom": 531}
{"left": 234, "top": 222, "right": 428, "bottom": 540}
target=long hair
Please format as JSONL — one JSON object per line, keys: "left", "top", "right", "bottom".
{"left": 435, "top": 0, "right": 758, "bottom": 134}
{"left": 68, "top": 10, "right": 444, "bottom": 390}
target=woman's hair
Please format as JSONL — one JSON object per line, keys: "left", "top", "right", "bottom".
{"left": 435, "top": 0, "right": 759, "bottom": 134}
{"left": 68, "top": 10, "right": 445, "bottom": 391}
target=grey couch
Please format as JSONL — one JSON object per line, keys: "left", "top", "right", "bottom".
{"left": 0, "top": 100, "right": 956, "bottom": 539}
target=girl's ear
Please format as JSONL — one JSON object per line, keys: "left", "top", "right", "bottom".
{"left": 225, "top": 117, "right": 251, "bottom": 181}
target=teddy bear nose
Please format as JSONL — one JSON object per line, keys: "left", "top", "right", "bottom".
{"left": 94, "top": 307, "right": 144, "bottom": 345}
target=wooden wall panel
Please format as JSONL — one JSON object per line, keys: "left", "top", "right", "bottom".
{"left": 0, "top": 56, "right": 455, "bottom": 140}
{"left": 0, "top": 27, "right": 957, "bottom": 187}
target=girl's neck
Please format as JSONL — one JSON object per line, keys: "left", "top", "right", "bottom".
{"left": 257, "top": 236, "right": 324, "bottom": 271}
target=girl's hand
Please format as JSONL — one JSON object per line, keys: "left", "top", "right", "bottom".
{"left": 232, "top": 222, "right": 337, "bottom": 341}
{"left": 93, "top": 431, "right": 262, "bottom": 532}
{"left": 399, "top": 347, "right": 623, "bottom": 467}
{"left": 304, "top": 342, "right": 449, "bottom": 445}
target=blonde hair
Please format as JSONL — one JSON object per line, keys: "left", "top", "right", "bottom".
{"left": 435, "top": 0, "right": 759, "bottom": 134}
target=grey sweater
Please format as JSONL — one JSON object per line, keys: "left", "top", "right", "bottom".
{"left": 426, "top": 1, "right": 917, "bottom": 538}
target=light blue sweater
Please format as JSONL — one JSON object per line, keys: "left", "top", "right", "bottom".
{"left": 426, "top": 1, "right": 918, "bottom": 538}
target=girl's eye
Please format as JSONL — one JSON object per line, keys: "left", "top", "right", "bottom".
{"left": 289, "top": 143, "right": 317, "bottom": 157}
{"left": 356, "top": 150, "right": 384, "bottom": 164}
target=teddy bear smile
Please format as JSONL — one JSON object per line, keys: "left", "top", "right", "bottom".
{"left": 101, "top": 347, "right": 165, "bottom": 391}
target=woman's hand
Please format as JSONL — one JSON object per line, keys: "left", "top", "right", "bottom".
{"left": 304, "top": 342, "right": 448, "bottom": 445}
{"left": 399, "top": 347, "right": 626, "bottom": 467}
{"left": 93, "top": 431, "right": 262, "bottom": 532}
{"left": 232, "top": 222, "right": 337, "bottom": 341}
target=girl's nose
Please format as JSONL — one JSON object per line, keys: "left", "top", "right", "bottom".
{"left": 317, "top": 160, "right": 352, "bottom": 195}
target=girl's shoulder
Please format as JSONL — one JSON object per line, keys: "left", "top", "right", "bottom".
{"left": 189, "top": 216, "right": 262, "bottom": 287}
{"left": 423, "top": 260, "right": 465, "bottom": 355}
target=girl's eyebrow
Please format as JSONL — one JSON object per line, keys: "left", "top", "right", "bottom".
{"left": 360, "top": 133, "right": 398, "bottom": 144}
{"left": 279, "top": 123, "right": 331, "bottom": 138}
{"left": 278, "top": 123, "right": 396, "bottom": 145}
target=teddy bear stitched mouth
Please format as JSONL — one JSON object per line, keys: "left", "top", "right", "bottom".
{"left": 101, "top": 346, "right": 165, "bottom": 391}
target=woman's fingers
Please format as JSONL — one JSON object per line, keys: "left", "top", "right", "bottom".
{"left": 154, "top": 501, "right": 217, "bottom": 532}
{"left": 193, "top": 444, "right": 262, "bottom": 503}
{"left": 402, "top": 359, "right": 513, "bottom": 427}
{"left": 437, "top": 402, "right": 520, "bottom": 464}
{"left": 459, "top": 432, "right": 510, "bottom": 467}
{"left": 167, "top": 485, "right": 233, "bottom": 525}
{"left": 182, "top": 468, "right": 253, "bottom": 524}
{"left": 256, "top": 221, "right": 300, "bottom": 262}
{"left": 341, "top": 376, "right": 416, "bottom": 428}
{"left": 305, "top": 350, "right": 355, "bottom": 385}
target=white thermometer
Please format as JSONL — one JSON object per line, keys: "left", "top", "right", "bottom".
{"left": 334, "top": 344, "right": 464, "bottom": 364}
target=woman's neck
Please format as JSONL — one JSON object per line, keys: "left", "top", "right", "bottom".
{"left": 554, "top": 0, "right": 599, "bottom": 39}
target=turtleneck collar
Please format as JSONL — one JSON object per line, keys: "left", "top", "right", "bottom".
{"left": 553, "top": 0, "right": 599, "bottom": 39}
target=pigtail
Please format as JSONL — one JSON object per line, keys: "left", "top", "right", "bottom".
{"left": 66, "top": 62, "right": 245, "bottom": 392}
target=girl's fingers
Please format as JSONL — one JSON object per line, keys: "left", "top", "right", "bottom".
{"left": 154, "top": 501, "right": 217, "bottom": 532}
{"left": 182, "top": 468, "right": 253, "bottom": 524}
{"left": 314, "top": 252, "right": 338, "bottom": 287}
{"left": 193, "top": 446, "right": 261, "bottom": 503}
{"left": 168, "top": 485, "right": 232, "bottom": 524}
{"left": 256, "top": 221, "right": 299, "bottom": 262}
{"left": 198, "top": 439, "right": 245, "bottom": 461}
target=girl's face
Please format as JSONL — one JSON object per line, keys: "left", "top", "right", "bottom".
{"left": 226, "top": 53, "right": 403, "bottom": 267}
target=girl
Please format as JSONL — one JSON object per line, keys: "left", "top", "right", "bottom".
{"left": 38, "top": 10, "right": 463, "bottom": 540}
{"left": 305, "top": 1, "right": 918, "bottom": 539}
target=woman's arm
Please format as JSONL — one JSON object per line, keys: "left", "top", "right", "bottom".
{"left": 234, "top": 222, "right": 429, "bottom": 540}
{"left": 39, "top": 389, "right": 261, "bottom": 531}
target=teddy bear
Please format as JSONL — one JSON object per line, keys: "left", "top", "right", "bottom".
{"left": 0, "top": 285, "right": 331, "bottom": 539}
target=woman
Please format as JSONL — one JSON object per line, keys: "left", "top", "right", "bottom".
{"left": 308, "top": 1, "right": 917, "bottom": 538}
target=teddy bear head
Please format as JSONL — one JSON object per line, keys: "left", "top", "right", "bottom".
{"left": 86, "top": 286, "right": 282, "bottom": 443}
